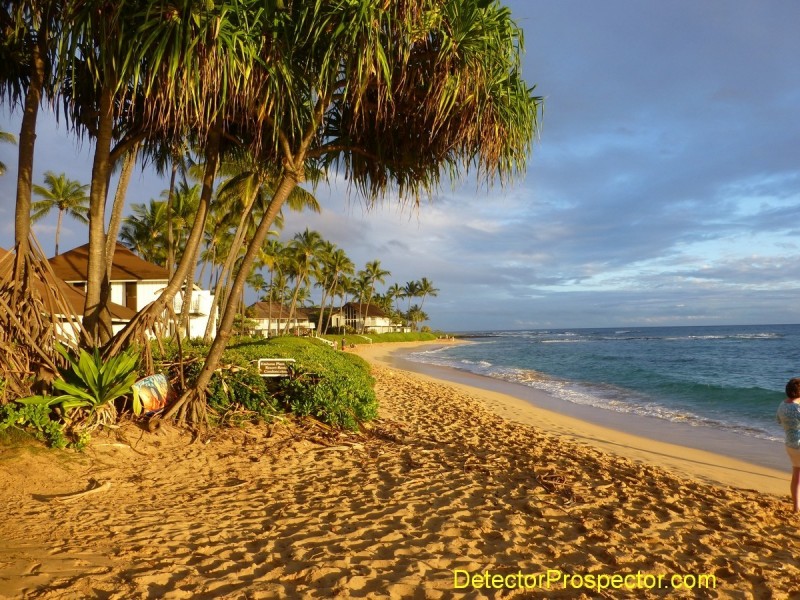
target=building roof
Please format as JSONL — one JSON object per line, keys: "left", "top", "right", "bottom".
{"left": 49, "top": 243, "right": 170, "bottom": 282}
{"left": 342, "top": 301, "right": 389, "bottom": 318}
{"left": 248, "top": 301, "right": 312, "bottom": 321}
{"left": 0, "top": 247, "right": 136, "bottom": 321}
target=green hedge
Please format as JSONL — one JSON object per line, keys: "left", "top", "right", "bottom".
{"left": 155, "top": 337, "right": 377, "bottom": 430}
{"left": 226, "top": 337, "right": 377, "bottom": 430}
{"left": 323, "top": 331, "right": 440, "bottom": 347}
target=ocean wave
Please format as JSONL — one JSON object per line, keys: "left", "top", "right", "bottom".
{"left": 460, "top": 359, "right": 493, "bottom": 367}
{"left": 403, "top": 349, "right": 783, "bottom": 443}
{"left": 514, "top": 377, "right": 782, "bottom": 443}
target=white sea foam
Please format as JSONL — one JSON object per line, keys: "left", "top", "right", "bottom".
{"left": 405, "top": 350, "right": 783, "bottom": 443}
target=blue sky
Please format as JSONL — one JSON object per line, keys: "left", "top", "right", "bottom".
{"left": 2, "top": 1, "right": 799, "bottom": 332}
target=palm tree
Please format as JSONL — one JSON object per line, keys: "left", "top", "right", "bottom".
{"left": 141, "top": 138, "right": 193, "bottom": 277}
{"left": 417, "top": 277, "right": 440, "bottom": 311}
{"left": 167, "top": 182, "right": 201, "bottom": 263}
{"left": 0, "top": 130, "right": 16, "bottom": 176}
{"left": 164, "top": 0, "right": 542, "bottom": 423}
{"left": 284, "top": 229, "right": 325, "bottom": 334}
{"left": 403, "top": 280, "right": 422, "bottom": 313}
{"left": 386, "top": 283, "right": 404, "bottom": 314}
{"left": 30, "top": 171, "right": 90, "bottom": 256}
{"left": 360, "top": 260, "right": 391, "bottom": 333}
{"left": 352, "top": 272, "right": 372, "bottom": 333}
{"left": 311, "top": 240, "right": 335, "bottom": 333}
{"left": 319, "top": 247, "right": 355, "bottom": 335}
{"left": 407, "top": 305, "right": 429, "bottom": 332}
{"left": 119, "top": 200, "right": 168, "bottom": 264}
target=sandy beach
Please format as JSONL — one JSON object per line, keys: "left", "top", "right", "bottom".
{"left": 1, "top": 341, "right": 798, "bottom": 598}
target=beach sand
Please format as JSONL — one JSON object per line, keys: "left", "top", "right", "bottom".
{"left": 1, "top": 341, "right": 798, "bottom": 598}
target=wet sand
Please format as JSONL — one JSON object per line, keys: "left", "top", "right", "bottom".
{"left": 371, "top": 341, "right": 789, "bottom": 491}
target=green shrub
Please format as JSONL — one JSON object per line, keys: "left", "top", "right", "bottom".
{"left": 153, "top": 336, "right": 377, "bottom": 430}
{"left": 18, "top": 345, "right": 141, "bottom": 431}
{"left": 0, "top": 401, "right": 68, "bottom": 449}
{"left": 227, "top": 337, "right": 377, "bottom": 430}
{"left": 322, "top": 331, "right": 439, "bottom": 346}
{"left": 207, "top": 367, "right": 279, "bottom": 425}
{"left": 170, "top": 352, "right": 278, "bottom": 426}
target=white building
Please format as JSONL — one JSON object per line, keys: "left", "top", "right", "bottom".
{"left": 0, "top": 247, "right": 136, "bottom": 342}
{"left": 49, "top": 243, "right": 217, "bottom": 339}
{"left": 330, "top": 302, "right": 409, "bottom": 334}
{"left": 247, "top": 301, "right": 315, "bottom": 337}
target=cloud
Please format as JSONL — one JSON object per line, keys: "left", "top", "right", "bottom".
{"left": 2, "top": 1, "right": 800, "bottom": 331}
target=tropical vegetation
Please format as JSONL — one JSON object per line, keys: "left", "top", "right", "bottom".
{"left": 0, "top": 129, "right": 15, "bottom": 175}
{"left": 0, "top": 0, "right": 541, "bottom": 435}
{"left": 30, "top": 171, "right": 90, "bottom": 256}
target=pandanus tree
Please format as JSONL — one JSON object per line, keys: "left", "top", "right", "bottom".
{"left": 107, "top": 0, "right": 273, "bottom": 363}
{"left": 14, "top": 0, "right": 272, "bottom": 350}
{"left": 0, "top": 2, "right": 72, "bottom": 402}
{"left": 2, "top": 0, "right": 61, "bottom": 290}
{"left": 56, "top": 1, "right": 147, "bottom": 345}
{"left": 163, "top": 0, "right": 541, "bottom": 425}
{"left": 4, "top": 0, "right": 539, "bottom": 424}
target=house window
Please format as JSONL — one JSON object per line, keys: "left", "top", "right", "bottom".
{"left": 125, "top": 282, "right": 137, "bottom": 310}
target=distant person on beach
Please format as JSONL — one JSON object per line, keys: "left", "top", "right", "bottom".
{"left": 777, "top": 377, "right": 800, "bottom": 512}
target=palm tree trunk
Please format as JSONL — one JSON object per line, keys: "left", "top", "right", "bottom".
{"left": 362, "top": 284, "right": 375, "bottom": 334}
{"left": 267, "top": 271, "right": 273, "bottom": 336}
{"left": 105, "top": 143, "right": 139, "bottom": 275}
{"left": 12, "top": 25, "right": 47, "bottom": 295}
{"left": 83, "top": 86, "right": 115, "bottom": 347}
{"left": 316, "top": 283, "right": 330, "bottom": 334}
{"left": 202, "top": 180, "right": 263, "bottom": 342}
{"left": 323, "top": 280, "right": 340, "bottom": 335}
{"left": 166, "top": 161, "right": 178, "bottom": 276}
{"left": 284, "top": 276, "right": 303, "bottom": 335}
{"left": 166, "top": 172, "right": 299, "bottom": 421}
{"left": 107, "top": 122, "right": 222, "bottom": 356}
{"left": 54, "top": 209, "right": 63, "bottom": 256}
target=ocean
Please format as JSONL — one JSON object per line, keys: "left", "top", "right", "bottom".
{"left": 405, "top": 324, "right": 800, "bottom": 446}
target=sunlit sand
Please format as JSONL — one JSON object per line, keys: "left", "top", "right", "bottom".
{"left": 0, "top": 341, "right": 796, "bottom": 598}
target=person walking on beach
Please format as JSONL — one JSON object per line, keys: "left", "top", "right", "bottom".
{"left": 777, "top": 378, "right": 800, "bottom": 512}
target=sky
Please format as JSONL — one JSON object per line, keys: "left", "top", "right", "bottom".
{"left": 1, "top": 1, "right": 799, "bottom": 332}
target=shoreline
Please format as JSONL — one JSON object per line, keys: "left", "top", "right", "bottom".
{"left": 353, "top": 341, "right": 789, "bottom": 496}
{"left": 1, "top": 339, "right": 798, "bottom": 597}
